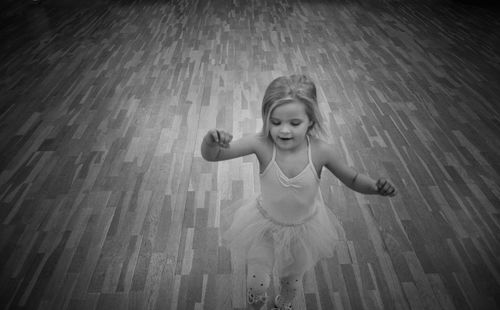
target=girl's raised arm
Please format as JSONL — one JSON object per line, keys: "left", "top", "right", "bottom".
{"left": 201, "top": 129, "right": 258, "bottom": 162}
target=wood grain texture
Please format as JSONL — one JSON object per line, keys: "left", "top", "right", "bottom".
{"left": 1, "top": 0, "right": 499, "bottom": 309}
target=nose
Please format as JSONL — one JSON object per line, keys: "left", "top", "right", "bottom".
{"left": 279, "top": 124, "right": 291, "bottom": 134}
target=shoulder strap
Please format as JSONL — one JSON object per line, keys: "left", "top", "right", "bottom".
{"left": 307, "top": 136, "right": 321, "bottom": 180}
{"left": 307, "top": 136, "right": 313, "bottom": 166}
{"left": 271, "top": 142, "right": 276, "bottom": 162}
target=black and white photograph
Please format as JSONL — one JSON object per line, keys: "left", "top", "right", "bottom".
{"left": 1, "top": 0, "right": 499, "bottom": 309}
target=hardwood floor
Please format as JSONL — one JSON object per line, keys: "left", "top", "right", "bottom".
{"left": 1, "top": 0, "right": 499, "bottom": 309}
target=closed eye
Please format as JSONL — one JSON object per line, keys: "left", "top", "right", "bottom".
{"left": 270, "top": 119, "right": 303, "bottom": 126}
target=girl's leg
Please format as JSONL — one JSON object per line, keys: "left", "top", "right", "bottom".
{"left": 273, "top": 274, "right": 303, "bottom": 310}
{"left": 246, "top": 235, "right": 274, "bottom": 309}
{"left": 274, "top": 241, "right": 310, "bottom": 309}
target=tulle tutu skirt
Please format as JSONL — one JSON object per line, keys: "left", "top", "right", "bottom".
{"left": 221, "top": 195, "right": 341, "bottom": 277}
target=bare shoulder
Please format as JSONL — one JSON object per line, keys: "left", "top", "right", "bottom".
{"left": 251, "top": 134, "right": 273, "bottom": 171}
{"left": 310, "top": 136, "right": 356, "bottom": 182}
{"left": 308, "top": 137, "right": 332, "bottom": 176}
{"left": 309, "top": 137, "right": 333, "bottom": 165}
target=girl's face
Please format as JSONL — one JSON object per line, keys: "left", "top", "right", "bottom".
{"left": 269, "top": 101, "right": 313, "bottom": 151}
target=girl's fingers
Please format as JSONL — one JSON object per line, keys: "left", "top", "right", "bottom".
{"left": 376, "top": 179, "right": 386, "bottom": 191}
{"left": 212, "top": 130, "right": 232, "bottom": 148}
{"left": 389, "top": 187, "right": 396, "bottom": 196}
{"left": 215, "top": 130, "right": 221, "bottom": 143}
{"left": 383, "top": 185, "right": 392, "bottom": 195}
{"left": 383, "top": 183, "right": 391, "bottom": 193}
{"left": 209, "top": 129, "right": 220, "bottom": 143}
{"left": 377, "top": 179, "right": 396, "bottom": 196}
{"left": 380, "top": 185, "right": 389, "bottom": 195}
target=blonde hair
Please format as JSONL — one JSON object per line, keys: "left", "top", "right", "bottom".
{"left": 261, "top": 75, "right": 325, "bottom": 138}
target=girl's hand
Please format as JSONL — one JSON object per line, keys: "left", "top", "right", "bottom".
{"left": 205, "top": 129, "right": 233, "bottom": 148}
{"left": 376, "top": 178, "right": 396, "bottom": 197}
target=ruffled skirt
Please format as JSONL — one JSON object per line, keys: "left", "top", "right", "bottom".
{"left": 221, "top": 194, "right": 341, "bottom": 277}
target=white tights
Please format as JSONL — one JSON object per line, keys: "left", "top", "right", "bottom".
{"left": 247, "top": 239, "right": 273, "bottom": 306}
{"left": 246, "top": 235, "right": 308, "bottom": 308}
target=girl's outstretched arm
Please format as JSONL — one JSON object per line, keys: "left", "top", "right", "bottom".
{"left": 318, "top": 141, "right": 396, "bottom": 196}
{"left": 348, "top": 173, "right": 397, "bottom": 196}
{"left": 201, "top": 129, "right": 257, "bottom": 162}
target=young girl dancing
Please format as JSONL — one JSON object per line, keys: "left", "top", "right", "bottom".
{"left": 201, "top": 75, "right": 396, "bottom": 310}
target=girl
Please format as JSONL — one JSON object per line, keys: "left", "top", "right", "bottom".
{"left": 201, "top": 75, "right": 396, "bottom": 310}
